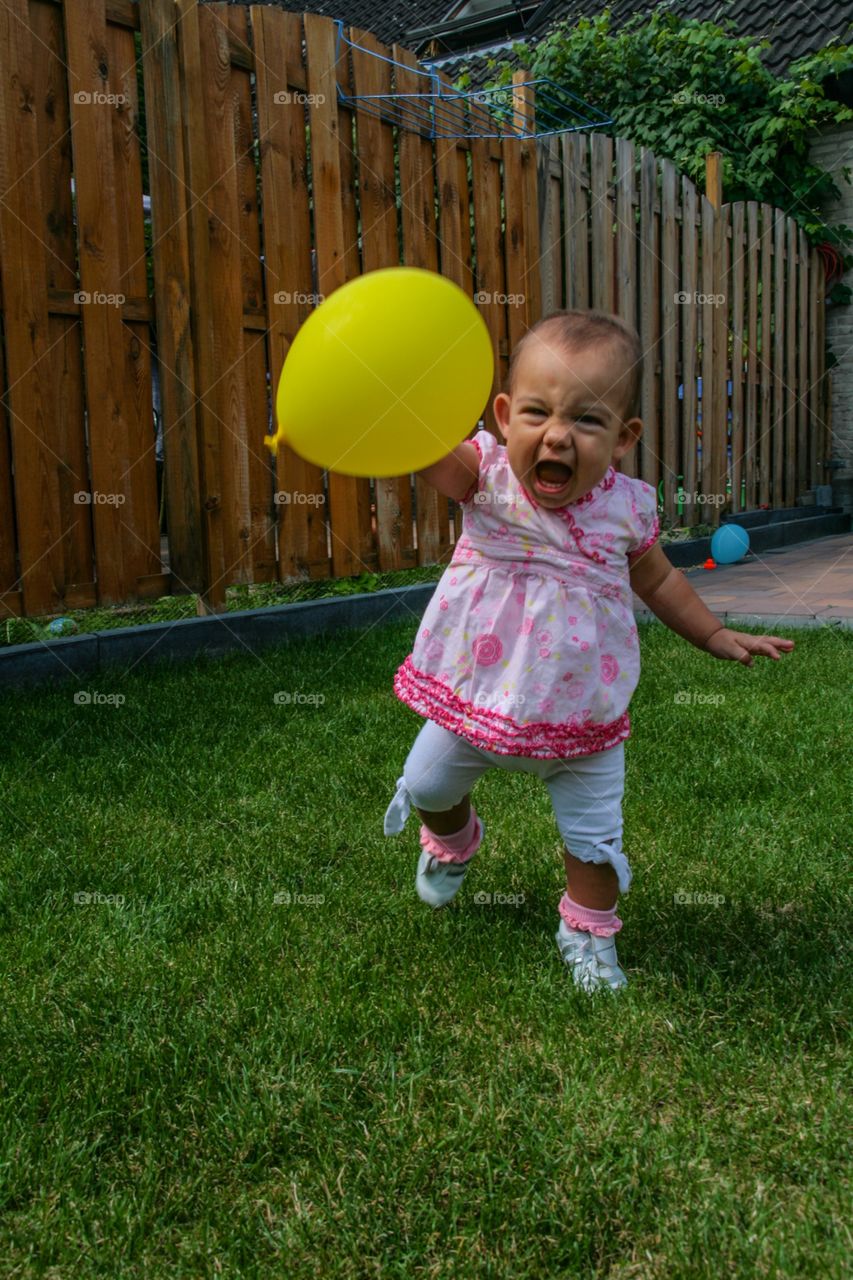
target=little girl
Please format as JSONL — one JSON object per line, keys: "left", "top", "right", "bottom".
{"left": 383, "top": 309, "right": 794, "bottom": 992}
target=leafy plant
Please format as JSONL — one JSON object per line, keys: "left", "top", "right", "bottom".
{"left": 455, "top": 5, "right": 853, "bottom": 288}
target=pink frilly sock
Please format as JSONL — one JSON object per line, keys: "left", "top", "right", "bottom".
{"left": 558, "top": 890, "right": 622, "bottom": 937}
{"left": 420, "top": 807, "right": 482, "bottom": 864}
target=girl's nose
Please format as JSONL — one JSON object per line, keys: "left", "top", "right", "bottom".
{"left": 543, "top": 419, "right": 574, "bottom": 448}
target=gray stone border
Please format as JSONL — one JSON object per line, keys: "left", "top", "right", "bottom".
{"left": 1, "top": 584, "right": 848, "bottom": 693}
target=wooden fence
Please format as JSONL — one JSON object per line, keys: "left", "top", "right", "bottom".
{"left": 0, "top": 0, "right": 829, "bottom": 619}
{"left": 537, "top": 133, "right": 831, "bottom": 526}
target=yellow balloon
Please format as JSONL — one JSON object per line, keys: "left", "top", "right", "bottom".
{"left": 264, "top": 267, "right": 494, "bottom": 477}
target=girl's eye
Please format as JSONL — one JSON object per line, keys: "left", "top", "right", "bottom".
{"left": 578, "top": 416, "right": 602, "bottom": 426}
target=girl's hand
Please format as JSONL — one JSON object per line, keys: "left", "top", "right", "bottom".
{"left": 705, "top": 627, "right": 795, "bottom": 667}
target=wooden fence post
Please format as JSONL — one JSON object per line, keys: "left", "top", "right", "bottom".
{"left": 705, "top": 151, "right": 723, "bottom": 210}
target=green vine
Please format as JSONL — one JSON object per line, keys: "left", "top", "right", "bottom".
{"left": 454, "top": 4, "right": 853, "bottom": 301}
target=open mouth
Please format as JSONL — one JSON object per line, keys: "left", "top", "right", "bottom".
{"left": 534, "top": 460, "right": 573, "bottom": 493}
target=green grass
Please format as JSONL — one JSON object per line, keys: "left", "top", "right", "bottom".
{"left": 0, "top": 618, "right": 849, "bottom": 1278}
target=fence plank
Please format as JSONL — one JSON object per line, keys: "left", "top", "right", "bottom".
{"left": 614, "top": 139, "right": 636, "bottom": 326}
{"left": 538, "top": 134, "right": 561, "bottom": 314}
{"left": 680, "top": 175, "right": 698, "bottom": 520}
{"left": 563, "top": 133, "right": 589, "bottom": 309}
{"left": 35, "top": 0, "right": 93, "bottom": 596}
{"left": 107, "top": 13, "right": 161, "bottom": 589}
{"left": 660, "top": 158, "right": 678, "bottom": 520}
{"left": 502, "top": 98, "right": 527, "bottom": 355}
{"left": 303, "top": 13, "right": 367, "bottom": 579}
{"left": 141, "top": 0, "right": 205, "bottom": 595}
{"left": 785, "top": 216, "right": 797, "bottom": 504}
{"left": 797, "top": 228, "right": 809, "bottom": 500}
{"left": 808, "top": 248, "right": 821, "bottom": 490}
{"left": 699, "top": 196, "right": 715, "bottom": 507}
{"left": 710, "top": 202, "right": 729, "bottom": 525}
{"left": 809, "top": 252, "right": 824, "bottom": 481}
{"left": 333, "top": 25, "right": 376, "bottom": 574}
{"left": 174, "top": 0, "right": 226, "bottom": 606}
{"left": 590, "top": 132, "right": 613, "bottom": 312}
{"left": 229, "top": 5, "right": 278, "bottom": 584}
{"left": 196, "top": 4, "right": 256, "bottom": 590}
{"left": 512, "top": 75, "right": 541, "bottom": 329}
{"left": 759, "top": 203, "right": 773, "bottom": 507}
{"left": 252, "top": 5, "right": 328, "bottom": 581}
{"left": 638, "top": 148, "right": 659, "bottom": 488}
{"left": 745, "top": 202, "right": 759, "bottom": 511}
{"left": 614, "top": 136, "right": 636, "bottom": 479}
{"left": 730, "top": 203, "right": 745, "bottom": 514}
{"left": 351, "top": 26, "right": 416, "bottom": 574}
{"left": 393, "top": 44, "right": 450, "bottom": 568}
{"left": 471, "top": 133, "right": 509, "bottom": 432}
{"left": 64, "top": 0, "right": 138, "bottom": 604}
{"left": 772, "top": 209, "right": 785, "bottom": 506}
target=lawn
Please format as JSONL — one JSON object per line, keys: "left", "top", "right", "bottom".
{"left": 0, "top": 616, "right": 849, "bottom": 1278}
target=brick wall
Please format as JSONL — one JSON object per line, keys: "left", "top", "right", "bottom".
{"left": 809, "top": 120, "right": 853, "bottom": 485}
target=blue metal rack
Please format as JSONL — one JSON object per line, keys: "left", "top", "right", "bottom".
{"left": 333, "top": 22, "right": 612, "bottom": 140}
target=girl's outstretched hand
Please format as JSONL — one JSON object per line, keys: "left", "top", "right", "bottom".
{"left": 705, "top": 627, "right": 795, "bottom": 667}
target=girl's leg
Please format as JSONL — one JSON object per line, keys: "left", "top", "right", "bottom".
{"left": 540, "top": 743, "right": 630, "bottom": 917}
{"left": 416, "top": 795, "right": 472, "bottom": 836}
{"left": 386, "top": 719, "right": 491, "bottom": 847}
{"left": 562, "top": 849, "right": 618, "bottom": 909}
{"left": 542, "top": 744, "right": 630, "bottom": 989}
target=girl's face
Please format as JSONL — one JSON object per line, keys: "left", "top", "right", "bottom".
{"left": 493, "top": 338, "right": 643, "bottom": 509}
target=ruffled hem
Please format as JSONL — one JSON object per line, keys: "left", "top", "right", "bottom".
{"left": 627, "top": 513, "right": 661, "bottom": 564}
{"left": 394, "top": 657, "right": 630, "bottom": 759}
{"left": 419, "top": 813, "right": 483, "bottom": 864}
{"left": 558, "top": 894, "right": 623, "bottom": 937}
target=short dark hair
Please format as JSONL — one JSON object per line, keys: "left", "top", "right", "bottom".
{"left": 504, "top": 309, "right": 643, "bottom": 420}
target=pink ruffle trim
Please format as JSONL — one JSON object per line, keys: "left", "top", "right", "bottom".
{"left": 558, "top": 892, "right": 622, "bottom": 937}
{"left": 394, "top": 658, "right": 630, "bottom": 759}
{"left": 626, "top": 514, "right": 661, "bottom": 565}
{"left": 419, "top": 814, "right": 483, "bottom": 864}
{"left": 460, "top": 434, "right": 485, "bottom": 505}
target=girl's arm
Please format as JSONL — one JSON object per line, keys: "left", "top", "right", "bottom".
{"left": 417, "top": 440, "right": 480, "bottom": 504}
{"left": 630, "top": 544, "right": 795, "bottom": 665}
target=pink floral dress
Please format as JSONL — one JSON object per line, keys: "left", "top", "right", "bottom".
{"left": 393, "top": 428, "right": 661, "bottom": 759}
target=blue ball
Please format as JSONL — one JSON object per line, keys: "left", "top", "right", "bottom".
{"left": 47, "top": 616, "right": 78, "bottom": 636}
{"left": 711, "top": 524, "right": 750, "bottom": 565}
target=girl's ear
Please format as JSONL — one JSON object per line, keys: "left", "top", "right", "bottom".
{"left": 493, "top": 392, "right": 511, "bottom": 433}
{"left": 613, "top": 417, "right": 642, "bottom": 459}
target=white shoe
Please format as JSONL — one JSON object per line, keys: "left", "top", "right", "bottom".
{"left": 555, "top": 919, "right": 628, "bottom": 992}
{"left": 415, "top": 818, "right": 483, "bottom": 908}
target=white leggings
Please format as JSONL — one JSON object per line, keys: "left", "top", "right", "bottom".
{"left": 384, "top": 718, "right": 633, "bottom": 893}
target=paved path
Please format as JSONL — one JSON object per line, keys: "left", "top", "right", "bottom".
{"left": 633, "top": 531, "right": 853, "bottom": 628}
